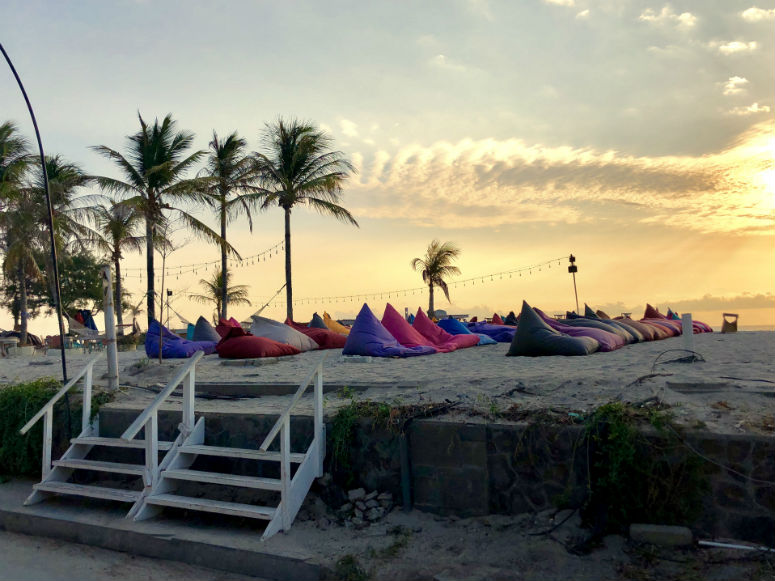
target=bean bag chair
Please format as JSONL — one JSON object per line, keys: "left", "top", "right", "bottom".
{"left": 250, "top": 315, "right": 319, "bottom": 351}
{"left": 407, "top": 313, "right": 415, "bottom": 324}
{"left": 437, "top": 318, "right": 497, "bottom": 346}
{"left": 145, "top": 320, "right": 216, "bottom": 358}
{"left": 534, "top": 309, "right": 624, "bottom": 352}
{"left": 508, "top": 302, "right": 599, "bottom": 356}
{"left": 503, "top": 311, "right": 519, "bottom": 326}
{"left": 186, "top": 323, "right": 196, "bottom": 341}
{"left": 491, "top": 313, "right": 505, "bottom": 325}
{"left": 583, "top": 305, "right": 643, "bottom": 343}
{"left": 309, "top": 313, "right": 329, "bottom": 330}
{"left": 467, "top": 321, "right": 516, "bottom": 343}
{"left": 381, "top": 303, "right": 439, "bottom": 352}
{"left": 555, "top": 312, "right": 632, "bottom": 345}
{"left": 413, "top": 308, "right": 480, "bottom": 351}
{"left": 596, "top": 309, "right": 611, "bottom": 319}
{"left": 614, "top": 317, "right": 659, "bottom": 341}
{"left": 285, "top": 319, "right": 347, "bottom": 349}
{"left": 193, "top": 316, "right": 221, "bottom": 342}
{"left": 323, "top": 312, "right": 351, "bottom": 335}
{"left": 215, "top": 317, "right": 242, "bottom": 337}
{"left": 342, "top": 304, "right": 437, "bottom": 358}
{"left": 216, "top": 326, "right": 300, "bottom": 359}
{"left": 470, "top": 316, "right": 478, "bottom": 322}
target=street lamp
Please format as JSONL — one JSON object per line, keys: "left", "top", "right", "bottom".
{"left": 568, "top": 254, "right": 579, "bottom": 315}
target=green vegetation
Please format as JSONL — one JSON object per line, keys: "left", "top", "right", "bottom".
{"left": 332, "top": 555, "right": 368, "bottom": 581}
{"left": 190, "top": 268, "right": 252, "bottom": 321}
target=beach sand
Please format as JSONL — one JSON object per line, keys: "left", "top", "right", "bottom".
{"left": 2, "top": 331, "right": 773, "bottom": 435}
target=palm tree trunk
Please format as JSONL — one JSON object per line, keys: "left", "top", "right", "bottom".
{"left": 428, "top": 283, "right": 434, "bottom": 318}
{"left": 145, "top": 218, "right": 155, "bottom": 325}
{"left": 114, "top": 256, "right": 124, "bottom": 336}
{"left": 220, "top": 201, "right": 228, "bottom": 320}
{"left": 284, "top": 207, "right": 293, "bottom": 321}
{"left": 18, "top": 265, "right": 28, "bottom": 346}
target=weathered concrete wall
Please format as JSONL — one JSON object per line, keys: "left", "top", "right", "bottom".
{"left": 97, "top": 409, "right": 774, "bottom": 545}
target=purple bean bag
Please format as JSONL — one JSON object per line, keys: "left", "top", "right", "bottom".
{"left": 467, "top": 321, "right": 516, "bottom": 343}
{"left": 342, "top": 304, "right": 437, "bottom": 358}
{"left": 535, "top": 309, "right": 624, "bottom": 352}
{"left": 145, "top": 320, "right": 216, "bottom": 358}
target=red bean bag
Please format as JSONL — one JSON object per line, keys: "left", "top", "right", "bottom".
{"left": 413, "top": 308, "right": 480, "bottom": 351}
{"left": 285, "top": 319, "right": 347, "bottom": 349}
{"left": 491, "top": 313, "right": 505, "bottom": 325}
{"left": 216, "top": 326, "right": 300, "bottom": 359}
{"left": 380, "top": 303, "right": 439, "bottom": 352}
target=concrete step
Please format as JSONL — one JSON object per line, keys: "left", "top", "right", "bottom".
{"left": 162, "top": 469, "right": 282, "bottom": 491}
{"left": 179, "top": 444, "right": 305, "bottom": 463}
{"left": 72, "top": 436, "right": 173, "bottom": 451}
{"left": 52, "top": 459, "right": 145, "bottom": 476}
{"left": 144, "top": 493, "right": 276, "bottom": 520}
{"left": 33, "top": 482, "right": 140, "bottom": 503}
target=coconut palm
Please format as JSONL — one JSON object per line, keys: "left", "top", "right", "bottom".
{"left": 93, "top": 201, "right": 144, "bottom": 335}
{"left": 91, "top": 113, "right": 226, "bottom": 325}
{"left": 411, "top": 240, "right": 462, "bottom": 316}
{"left": 0, "top": 121, "right": 30, "bottom": 208}
{"left": 190, "top": 268, "right": 251, "bottom": 319}
{"left": 201, "top": 130, "right": 258, "bottom": 319}
{"left": 252, "top": 118, "right": 357, "bottom": 321}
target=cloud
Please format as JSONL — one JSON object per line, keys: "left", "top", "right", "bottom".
{"left": 728, "top": 102, "right": 771, "bottom": 116}
{"left": 741, "top": 6, "right": 775, "bottom": 22}
{"left": 543, "top": 0, "right": 575, "bottom": 6}
{"left": 723, "top": 76, "right": 749, "bottom": 96}
{"left": 467, "top": 0, "right": 494, "bottom": 20}
{"left": 349, "top": 122, "right": 774, "bottom": 234}
{"left": 576, "top": 9, "right": 590, "bottom": 19}
{"left": 596, "top": 293, "right": 775, "bottom": 316}
{"left": 429, "top": 54, "right": 467, "bottom": 72}
{"left": 715, "top": 41, "right": 758, "bottom": 54}
{"left": 639, "top": 5, "right": 697, "bottom": 28}
{"left": 339, "top": 119, "right": 359, "bottom": 137}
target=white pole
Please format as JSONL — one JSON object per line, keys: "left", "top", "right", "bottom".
{"left": 101, "top": 266, "right": 119, "bottom": 390}
{"left": 681, "top": 313, "right": 694, "bottom": 352}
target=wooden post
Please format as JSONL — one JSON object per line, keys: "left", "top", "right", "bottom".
{"left": 42, "top": 408, "right": 53, "bottom": 479}
{"left": 182, "top": 365, "right": 195, "bottom": 434}
{"left": 144, "top": 413, "right": 158, "bottom": 488}
{"left": 101, "top": 266, "right": 119, "bottom": 390}
{"left": 681, "top": 313, "right": 694, "bottom": 353}
{"left": 81, "top": 362, "right": 93, "bottom": 434}
{"left": 314, "top": 365, "right": 324, "bottom": 477}
{"left": 281, "top": 417, "right": 291, "bottom": 530}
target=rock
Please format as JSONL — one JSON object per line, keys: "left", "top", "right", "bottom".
{"left": 355, "top": 500, "right": 367, "bottom": 511}
{"left": 354, "top": 508, "right": 364, "bottom": 519}
{"left": 348, "top": 488, "right": 366, "bottom": 501}
{"left": 351, "top": 517, "right": 366, "bottom": 527}
{"left": 380, "top": 501, "right": 393, "bottom": 511}
{"left": 317, "top": 473, "right": 333, "bottom": 486}
{"left": 317, "top": 517, "right": 331, "bottom": 530}
{"left": 364, "top": 490, "right": 379, "bottom": 501}
{"left": 339, "top": 502, "right": 353, "bottom": 513}
{"left": 377, "top": 492, "right": 393, "bottom": 501}
{"left": 366, "top": 508, "right": 382, "bottom": 521}
{"left": 629, "top": 524, "right": 693, "bottom": 547}
{"left": 365, "top": 499, "right": 379, "bottom": 509}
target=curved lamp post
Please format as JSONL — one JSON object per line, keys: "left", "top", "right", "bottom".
{"left": 1, "top": 43, "right": 68, "bottom": 382}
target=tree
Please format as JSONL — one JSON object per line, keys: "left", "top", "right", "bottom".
{"left": 92, "top": 113, "right": 226, "bottom": 325}
{"left": 411, "top": 240, "right": 461, "bottom": 317}
{"left": 93, "top": 201, "right": 144, "bottom": 335}
{"left": 252, "top": 118, "right": 357, "bottom": 321}
{"left": 190, "top": 268, "right": 251, "bottom": 319}
{"left": 201, "top": 131, "right": 257, "bottom": 319}
{"left": 0, "top": 121, "right": 29, "bottom": 208}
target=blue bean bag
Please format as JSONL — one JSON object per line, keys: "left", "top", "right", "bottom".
{"left": 342, "top": 304, "right": 437, "bottom": 358}
{"left": 308, "top": 313, "right": 329, "bottom": 330}
{"left": 192, "top": 316, "right": 221, "bottom": 342}
{"left": 145, "top": 320, "right": 217, "bottom": 358}
{"left": 507, "top": 302, "right": 599, "bottom": 356}
{"left": 438, "top": 318, "right": 497, "bottom": 346}
{"left": 467, "top": 321, "right": 516, "bottom": 343}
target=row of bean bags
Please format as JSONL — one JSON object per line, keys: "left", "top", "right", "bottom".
{"left": 216, "top": 324, "right": 301, "bottom": 359}
{"left": 507, "top": 302, "right": 600, "bottom": 356}
{"left": 534, "top": 309, "right": 625, "bottom": 352}
{"left": 437, "top": 317, "right": 498, "bottom": 345}
{"left": 145, "top": 320, "right": 217, "bottom": 358}
{"left": 285, "top": 318, "right": 348, "bottom": 349}
{"left": 342, "top": 304, "right": 437, "bottom": 357}
{"left": 250, "top": 315, "right": 319, "bottom": 351}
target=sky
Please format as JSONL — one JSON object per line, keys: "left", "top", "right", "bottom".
{"left": 1, "top": 0, "right": 774, "bottom": 334}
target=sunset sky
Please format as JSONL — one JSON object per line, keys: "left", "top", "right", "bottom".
{"left": 2, "top": 0, "right": 773, "bottom": 333}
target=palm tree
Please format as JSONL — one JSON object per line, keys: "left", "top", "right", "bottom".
{"left": 91, "top": 113, "right": 225, "bottom": 325}
{"left": 0, "top": 121, "right": 29, "bottom": 209}
{"left": 201, "top": 131, "right": 257, "bottom": 319}
{"left": 93, "top": 201, "right": 144, "bottom": 335}
{"left": 190, "top": 268, "right": 251, "bottom": 319}
{"left": 411, "top": 240, "right": 462, "bottom": 316}
{"left": 252, "top": 118, "right": 357, "bottom": 321}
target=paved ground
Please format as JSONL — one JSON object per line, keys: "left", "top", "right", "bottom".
{"left": 0, "top": 530, "right": 265, "bottom": 581}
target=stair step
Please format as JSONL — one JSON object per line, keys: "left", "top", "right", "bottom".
{"left": 179, "top": 444, "right": 305, "bottom": 463}
{"left": 53, "top": 459, "right": 145, "bottom": 475}
{"left": 71, "top": 436, "right": 173, "bottom": 451}
{"left": 145, "top": 494, "right": 276, "bottom": 520}
{"left": 33, "top": 482, "right": 140, "bottom": 502}
{"left": 163, "top": 469, "right": 283, "bottom": 491}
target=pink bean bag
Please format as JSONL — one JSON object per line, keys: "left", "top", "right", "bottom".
{"left": 413, "top": 308, "right": 480, "bottom": 351}
{"left": 381, "top": 303, "right": 439, "bottom": 352}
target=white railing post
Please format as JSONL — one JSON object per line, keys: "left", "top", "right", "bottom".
{"left": 81, "top": 362, "right": 93, "bottom": 434}
{"left": 144, "top": 413, "right": 158, "bottom": 488}
{"left": 280, "top": 416, "right": 291, "bottom": 531}
{"left": 42, "top": 408, "right": 53, "bottom": 479}
{"left": 314, "top": 364, "right": 324, "bottom": 477}
{"left": 182, "top": 365, "right": 195, "bottom": 434}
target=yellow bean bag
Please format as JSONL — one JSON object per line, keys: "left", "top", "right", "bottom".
{"left": 323, "top": 311, "right": 350, "bottom": 335}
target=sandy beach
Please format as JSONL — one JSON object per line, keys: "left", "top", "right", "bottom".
{"left": 2, "top": 331, "right": 773, "bottom": 436}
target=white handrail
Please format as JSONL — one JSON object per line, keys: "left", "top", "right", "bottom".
{"left": 259, "top": 352, "right": 328, "bottom": 451}
{"left": 20, "top": 354, "right": 102, "bottom": 435}
{"left": 121, "top": 350, "right": 203, "bottom": 441}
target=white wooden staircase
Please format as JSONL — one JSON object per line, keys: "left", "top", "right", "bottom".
{"left": 20, "top": 351, "right": 328, "bottom": 540}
